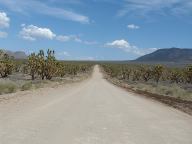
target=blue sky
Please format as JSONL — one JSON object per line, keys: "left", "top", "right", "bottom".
{"left": 0, "top": 0, "right": 192, "bottom": 60}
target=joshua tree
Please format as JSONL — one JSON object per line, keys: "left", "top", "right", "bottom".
{"left": 27, "top": 53, "right": 38, "bottom": 80}
{"left": 0, "top": 52, "right": 14, "bottom": 78}
{"left": 169, "top": 68, "right": 182, "bottom": 83}
{"left": 140, "top": 66, "right": 152, "bottom": 82}
{"left": 37, "top": 50, "right": 46, "bottom": 80}
{"left": 121, "top": 66, "right": 132, "bottom": 80}
{"left": 152, "top": 65, "right": 164, "bottom": 83}
{"left": 132, "top": 69, "right": 141, "bottom": 81}
{"left": 44, "top": 49, "right": 57, "bottom": 80}
{"left": 184, "top": 65, "right": 192, "bottom": 83}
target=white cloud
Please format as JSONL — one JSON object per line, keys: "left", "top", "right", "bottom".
{"left": 56, "top": 34, "right": 97, "bottom": 45}
{"left": 118, "top": 0, "right": 192, "bottom": 17}
{"left": 105, "top": 39, "right": 158, "bottom": 56}
{"left": 83, "top": 40, "right": 98, "bottom": 45}
{"left": 74, "top": 37, "right": 98, "bottom": 45}
{"left": 20, "top": 25, "right": 56, "bottom": 41}
{"left": 20, "top": 24, "right": 97, "bottom": 44}
{"left": 0, "top": 12, "right": 10, "bottom": 28}
{"left": 0, "top": 12, "right": 10, "bottom": 38}
{"left": 74, "top": 36, "right": 83, "bottom": 43}
{"left": 0, "top": 31, "right": 8, "bottom": 38}
{"left": 56, "top": 35, "right": 81, "bottom": 42}
{"left": 63, "top": 51, "right": 70, "bottom": 57}
{"left": 0, "top": 0, "right": 89, "bottom": 23}
{"left": 77, "top": 56, "right": 95, "bottom": 61}
{"left": 86, "top": 56, "right": 95, "bottom": 60}
{"left": 127, "top": 24, "right": 140, "bottom": 29}
{"left": 56, "top": 35, "right": 71, "bottom": 42}
{"left": 55, "top": 51, "right": 71, "bottom": 60}
{"left": 106, "top": 39, "right": 136, "bottom": 51}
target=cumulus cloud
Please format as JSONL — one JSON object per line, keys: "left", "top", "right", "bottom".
{"left": 56, "top": 35, "right": 82, "bottom": 43}
{"left": 0, "top": 12, "right": 10, "bottom": 38}
{"left": 20, "top": 25, "right": 56, "bottom": 41}
{"left": 20, "top": 24, "right": 97, "bottom": 45}
{"left": 127, "top": 24, "right": 140, "bottom": 29}
{"left": 105, "top": 39, "right": 158, "bottom": 56}
{"left": 106, "top": 39, "right": 133, "bottom": 49}
{"left": 56, "top": 34, "right": 97, "bottom": 45}
{"left": 0, "top": 31, "right": 8, "bottom": 38}
{"left": 56, "top": 35, "right": 71, "bottom": 42}
{"left": 0, "top": 12, "right": 10, "bottom": 28}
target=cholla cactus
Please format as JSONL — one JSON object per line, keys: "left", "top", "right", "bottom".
{"left": 140, "top": 66, "right": 152, "bottom": 82}
{"left": 44, "top": 49, "right": 57, "bottom": 80}
{"left": 37, "top": 50, "right": 46, "bottom": 80}
{"left": 0, "top": 50, "right": 4, "bottom": 59}
{"left": 26, "top": 49, "right": 93, "bottom": 80}
{"left": 120, "top": 66, "right": 131, "bottom": 80}
{"left": 184, "top": 65, "right": 192, "bottom": 83}
{"left": 152, "top": 65, "right": 164, "bottom": 83}
{"left": 56, "top": 62, "right": 65, "bottom": 77}
{"left": 27, "top": 50, "right": 56, "bottom": 80}
{"left": 132, "top": 69, "right": 141, "bottom": 81}
{"left": 0, "top": 51, "right": 14, "bottom": 78}
{"left": 28, "top": 53, "right": 38, "bottom": 80}
{"left": 168, "top": 68, "right": 182, "bottom": 83}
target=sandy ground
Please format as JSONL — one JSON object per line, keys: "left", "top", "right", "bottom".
{"left": 0, "top": 65, "right": 192, "bottom": 144}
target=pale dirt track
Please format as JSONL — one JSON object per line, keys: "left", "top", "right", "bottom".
{"left": 0, "top": 65, "right": 192, "bottom": 144}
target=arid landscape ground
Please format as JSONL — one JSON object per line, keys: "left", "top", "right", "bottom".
{"left": 1, "top": 1, "right": 192, "bottom": 143}
{"left": 0, "top": 66, "right": 192, "bottom": 144}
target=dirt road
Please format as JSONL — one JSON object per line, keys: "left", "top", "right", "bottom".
{"left": 0, "top": 65, "right": 192, "bottom": 144}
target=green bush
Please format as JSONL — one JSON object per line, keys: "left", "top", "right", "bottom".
{"left": 21, "top": 82, "right": 33, "bottom": 91}
{"left": 0, "top": 83, "right": 17, "bottom": 94}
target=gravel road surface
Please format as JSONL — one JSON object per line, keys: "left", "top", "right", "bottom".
{"left": 0, "top": 65, "right": 192, "bottom": 144}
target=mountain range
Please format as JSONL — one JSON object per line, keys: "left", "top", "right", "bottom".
{"left": 1, "top": 48, "right": 192, "bottom": 62}
{"left": 3, "top": 50, "right": 28, "bottom": 59}
{"left": 136, "top": 48, "right": 192, "bottom": 62}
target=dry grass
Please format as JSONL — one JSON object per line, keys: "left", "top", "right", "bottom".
{"left": 0, "top": 83, "right": 17, "bottom": 94}
{"left": 132, "top": 83, "right": 192, "bottom": 101}
{"left": 21, "top": 82, "right": 33, "bottom": 91}
{"left": 0, "top": 71, "right": 92, "bottom": 95}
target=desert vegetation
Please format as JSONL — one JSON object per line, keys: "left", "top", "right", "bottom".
{"left": 0, "top": 49, "right": 93, "bottom": 94}
{"left": 101, "top": 63, "right": 192, "bottom": 101}
{"left": 0, "top": 50, "right": 14, "bottom": 78}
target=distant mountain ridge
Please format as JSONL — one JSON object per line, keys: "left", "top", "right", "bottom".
{"left": 136, "top": 48, "right": 192, "bottom": 62}
{"left": 1, "top": 50, "right": 28, "bottom": 59}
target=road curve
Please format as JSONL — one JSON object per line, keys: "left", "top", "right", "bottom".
{"left": 0, "top": 65, "right": 192, "bottom": 144}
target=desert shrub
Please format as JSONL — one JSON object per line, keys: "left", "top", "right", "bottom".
{"left": 27, "top": 49, "right": 67, "bottom": 80}
{"left": 28, "top": 53, "right": 38, "bottom": 80}
{"left": 168, "top": 68, "right": 183, "bottom": 83}
{"left": 21, "top": 82, "right": 33, "bottom": 91}
{"left": 184, "top": 65, "right": 192, "bottom": 84}
{"left": 140, "top": 66, "right": 152, "bottom": 82}
{"left": 101, "top": 63, "right": 192, "bottom": 101}
{"left": 152, "top": 65, "right": 164, "bottom": 83}
{"left": 0, "top": 51, "right": 14, "bottom": 78}
{"left": 44, "top": 50, "right": 57, "bottom": 80}
{"left": 0, "top": 83, "right": 17, "bottom": 94}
